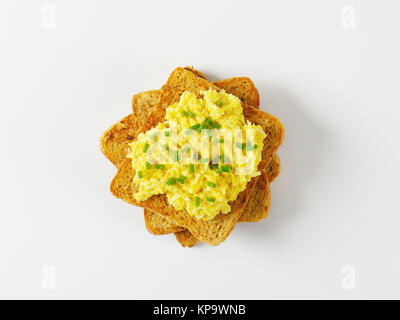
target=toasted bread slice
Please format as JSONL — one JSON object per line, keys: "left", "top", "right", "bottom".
{"left": 213, "top": 77, "right": 259, "bottom": 107}
{"left": 110, "top": 68, "right": 284, "bottom": 245}
{"left": 174, "top": 230, "right": 199, "bottom": 248}
{"left": 100, "top": 114, "right": 140, "bottom": 168}
{"left": 238, "top": 170, "right": 271, "bottom": 222}
{"left": 183, "top": 66, "right": 207, "bottom": 80}
{"left": 144, "top": 209, "right": 185, "bottom": 235}
{"left": 131, "top": 90, "right": 161, "bottom": 134}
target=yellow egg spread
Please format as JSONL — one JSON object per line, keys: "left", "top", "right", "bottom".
{"left": 126, "top": 89, "right": 265, "bottom": 220}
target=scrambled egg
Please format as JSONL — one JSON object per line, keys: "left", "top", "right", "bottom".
{"left": 126, "top": 89, "right": 266, "bottom": 220}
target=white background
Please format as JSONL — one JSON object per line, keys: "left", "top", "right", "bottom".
{"left": 1, "top": 0, "right": 399, "bottom": 299}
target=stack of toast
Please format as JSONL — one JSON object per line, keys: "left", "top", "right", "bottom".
{"left": 100, "top": 67, "right": 284, "bottom": 247}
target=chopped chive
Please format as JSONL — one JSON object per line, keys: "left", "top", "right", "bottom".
{"left": 181, "top": 110, "right": 189, "bottom": 116}
{"left": 210, "top": 164, "right": 219, "bottom": 170}
{"left": 166, "top": 177, "right": 176, "bottom": 186}
{"left": 207, "top": 181, "right": 216, "bottom": 188}
{"left": 143, "top": 143, "right": 149, "bottom": 153}
{"left": 235, "top": 142, "right": 246, "bottom": 150}
{"left": 215, "top": 138, "right": 224, "bottom": 143}
{"left": 195, "top": 196, "right": 200, "bottom": 207}
{"left": 145, "top": 161, "right": 152, "bottom": 170}
{"left": 211, "top": 122, "right": 221, "bottom": 129}
{"left": 187, "top": 111, "right": 195, "bottom": 118}
{"left": 189, "top": 163, "right": 195, "bottom": 172}
{"left": 221, "top": 165, "right": 232, "bottom": 172}
{"left": 204, "top": 118, "right": 211, "bottom": 129}
{"left": 197, "top": 124, "right": 203, "bottom": 133}
{"left": 221, "top": 154, "right": 226, "bottom": 163}
{"left": 215, "top": 168, "right": 223, "bottom": 174}
{"left": 171, "top": 150, "right": 179, "bottom": 162}
{"left": 190, "top": 124, "right": 201, "bottom": 131}
{"left": 155, "top": 164, "right": 165, "bottom": 169}
{"left": 216, "top": 100, "right": 223, "bottom": 107}
{"left": 137, "top": 170, "right": 143, "bottom": 179}
{"left": 177, "top": 175, "right": 187, "bottom": 184}
{"left": 164, "top": 131, "right": 170, "bottom": 137}
{"left": 162, "top": 144, "right": 169, "bottom": 151}
{"left": 206, "top": 197, "right": 215, "bottom": 202}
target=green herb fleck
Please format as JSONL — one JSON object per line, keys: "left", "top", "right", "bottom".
{"left": 204, "top": 118, "right": 212, "bottom": 129}
{"left": 177, "top": 175, "right": 187, "bottom": 184}
{"left": 190, "top": 124, "right": 201, "bottom": 131}
{"left": 210, "top": 164, "right": 219, "bottom": 170}
{"left": 207, "top": 181, "right": 216, "bottom": 188}
{"left": 211, "top": 122, "right": 221, "bottom": 129}
{"left": 145, "top": 161, "right": 152, "bottom": 170}
{"left": 166, "top": 177, "right": 176, "bottom": 186}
